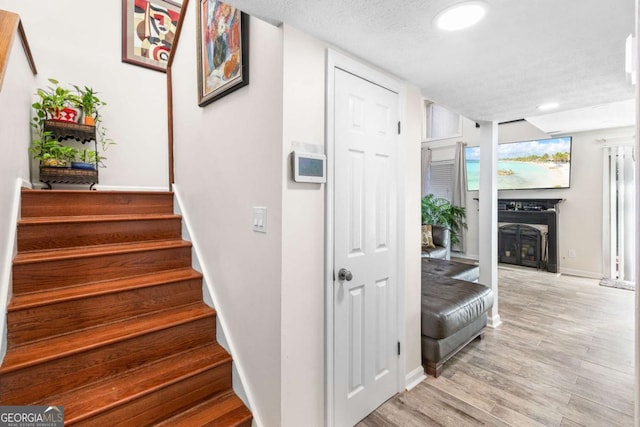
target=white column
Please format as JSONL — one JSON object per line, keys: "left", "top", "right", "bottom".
{"left": 478, "top": 120, "right": 502, "bottom": 328}
{"left": 633, "top": 0, "right": 640, "bottom": 423}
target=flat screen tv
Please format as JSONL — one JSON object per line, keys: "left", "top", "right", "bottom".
{"left": 465, "top": 136, "right": 572, "bottom": 191}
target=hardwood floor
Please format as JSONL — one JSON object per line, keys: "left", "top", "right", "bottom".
{"left": 359, "top": 266, "right": 635, "bottom": 427}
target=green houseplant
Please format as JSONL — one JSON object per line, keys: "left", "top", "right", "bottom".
{"left": 29, "top": 139, "right": 76, "bottom": 167}
{"left": 31, "top": 79, "right": 115, "bottom": 170}
{"left": 32, "top": 78, "right": 80, "bottom": 123}
{"left": 72, "top": 84, "right": 116, "bottom": 155}
{"left": 73, "top": 85, "right": 106, "bottom": 125}
{"left": 421, "top": 194, "right": 467, "bottom": 245}
{"left": 73, "top": 148, "right": 105, "bottom": 170}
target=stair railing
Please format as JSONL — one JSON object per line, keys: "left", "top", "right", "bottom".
{"left": 165, "top": 0, "right": 190, "bottom": 187}
{"left": 0, "top": 9, "right": 37, "bottom": 91}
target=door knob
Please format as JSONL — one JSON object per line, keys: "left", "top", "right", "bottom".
{"left": 338, "top": 268, "right": 353, "bottom": 281}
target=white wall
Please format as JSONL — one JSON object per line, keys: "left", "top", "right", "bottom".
{"left": 171, "top": 4, "right": 283, "bottom": 426}
{"left": 425, "top": 115, "right": 634, "bottom": 278}
{"left": 281, "top": 25, "right": 423, "bottom": 426}
{"left": 0, "top": 1, "right": 169, "bottom": 189}
{"left": 403, "top": 85, "right": 424, "bottom": 384}
{"left": 281, "top": 25, "right": 327, "bottom": 426}
{"left": 0, "top": 24, "right": 36, "bottom": 360}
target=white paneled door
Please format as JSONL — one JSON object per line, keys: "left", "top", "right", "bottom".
{"left": 333, "top": 68, "right": 399, "bottom": 426}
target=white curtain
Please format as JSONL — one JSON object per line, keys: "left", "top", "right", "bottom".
{"left": 452, "top": 141, "right": 467, "bottom": 253}
{"left": 421, "top": 147, "right": 432, "bottom": 197}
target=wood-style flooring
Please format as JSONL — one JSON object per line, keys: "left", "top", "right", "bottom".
{"left": 359, "top": 266, "right": 635, "bottom": 426}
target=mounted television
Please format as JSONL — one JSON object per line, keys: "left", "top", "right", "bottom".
{"left": 465, "top": 136, "right": 572, "bottom": 191}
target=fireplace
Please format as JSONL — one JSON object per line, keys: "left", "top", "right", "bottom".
{"left": 497, "top": 198, "right": 562, "bottom": 273}
{"left": 498, "top": 223, "right": 547, "bottom": 269}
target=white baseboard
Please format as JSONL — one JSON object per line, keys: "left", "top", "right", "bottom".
{"left": 452, "top": 252, "right": 479, "bottom": 262}
{"left": 487, "top": 313, "right": 502, "bottom": 328}
{"left": 559, "top": 267, "right": 602, "bottom": 279}
{"left": 0, "top": 179, "right": 30, "bottom": 363}
{"left": 31, "top": 182, "right": 170, "bottom": 192}
{"left": 405, "top": 366, "right": 426, "bottom": 391}
{"left": 93, "top": 185, "right": 170, "bottom": 192}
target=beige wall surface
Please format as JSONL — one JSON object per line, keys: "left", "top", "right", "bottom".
{"left": 171, "top": 6, "right": 284, "bottom": 426}
{"left": 0, "top": 1, "right": 170, "bottom": 189}
{"left": 0, "top": 31, "right": 35, "bottom": 361}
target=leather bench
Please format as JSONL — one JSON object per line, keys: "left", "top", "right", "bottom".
{"left": 421, "top": 271, "right": 493, "bottom": 377}
{"left": 421, "top": 257, "right": 479, "bottom": 282}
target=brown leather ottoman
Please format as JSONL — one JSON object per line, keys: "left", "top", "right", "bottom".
{"left": 421, "top": 272, "right": 493, "bottom": 377}
{"left": 421, "top": 257, "right": 479, "bottom": 282}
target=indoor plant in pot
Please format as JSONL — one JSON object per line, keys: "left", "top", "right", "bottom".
{"left": 30, "top": 139, "right": 76, "bottom": 167}
{"left": 421, "top": 193, "right": 467, "bottom": 245}
{"left": 72, "top": 148, "right": 104, "bottom": 170}
{"left": 73, "top": 85, "right": 106, "bottom": 126}
{"left": 32, "top": 78, "right": 80, "bottom": 123}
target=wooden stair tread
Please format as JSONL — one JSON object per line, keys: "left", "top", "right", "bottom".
{"left": 8, "top": 268, "right": 202, "bottom": 310}
{"left": 41, "top": 343, "right": 231, "bottom": 424}
{"left": 0, "top": 302, "right": 215, "bottom": 374}
{"left": 13, "top": 239, "right": 190, "bottom": 263}
{"left": 156, "top": 391, "right": 253, "bottom": 427}
{"left": 18, "top": 213, "right": 181, "bottom": 225}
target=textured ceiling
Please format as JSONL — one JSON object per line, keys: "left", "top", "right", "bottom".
{"left": 226, "top": 0, "right": 635, "bottom": 123}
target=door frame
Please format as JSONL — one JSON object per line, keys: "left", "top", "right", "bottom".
{"left": 324, "top": 49, "right": 407, "bottom": 426}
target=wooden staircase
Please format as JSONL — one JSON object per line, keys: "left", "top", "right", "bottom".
{"left": 0, "top": 189, "right": 252, "bottom": 426}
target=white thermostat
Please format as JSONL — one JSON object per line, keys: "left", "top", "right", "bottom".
{"left": 292, "top": 150, "right": 326, "bottom": 183}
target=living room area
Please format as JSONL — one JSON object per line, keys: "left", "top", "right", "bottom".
{"left": 361, "top": 265, "right": 635, "bottom": 425}
{"left": 364, "top": 94, "right": 636, "bottom": 424}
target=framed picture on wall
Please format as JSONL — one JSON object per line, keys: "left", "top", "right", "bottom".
{"left": 121, "top": 0, "right": 181, "bottom": 72}
{"left": 197, "top": 0, "right": 249, "bottom": 107}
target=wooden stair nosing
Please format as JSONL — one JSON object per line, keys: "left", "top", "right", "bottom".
{"left": 0, "top": 302, "right": 215, "bottom": 375}
{"left": 69, "top": 368, "right": 235, "bottom": 426}
{"left": 8, "top": 267, "right": 202, "bottom": 311}
{"left": 46, "top": 343, "right": 232, "bottom": 425}
{"left": 20, "top": 189, "right": 175, "bottom": 218}
{"left": 156, "top": 391, "right": 253, "bottom": 427}
{"left": 13, "top": 239, "right": 191, "bottom": 264}
{"left": 18, "top": 213, "right": 182, "bottom": 225}
{"left": 17, "top": 217, "right": 182, "bottom": 249}
{"left": 1, "top": 315, "right": 218, "bottom": 405}
{"left": 12, "top": 241, "right": 193, "bottom": 294}
{"left": 7, "top": 274, "right": 204, "bottom": 347}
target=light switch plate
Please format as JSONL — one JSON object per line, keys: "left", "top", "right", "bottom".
{"left": 253, "top": 207, "right": 267, "bottom": 233}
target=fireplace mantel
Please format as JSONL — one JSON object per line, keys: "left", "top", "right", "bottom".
{"left": 497, "top": 199, "right": 562, "bottom": 273}
{"left": 473, "top": 198, "right": 564, "bottom": 272}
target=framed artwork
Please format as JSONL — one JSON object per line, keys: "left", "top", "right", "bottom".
{"left": 122, "top": 0, "right": 181, "bottom": 72}
{"left": 197, "top": 0, "right": 249, "bottom": 106}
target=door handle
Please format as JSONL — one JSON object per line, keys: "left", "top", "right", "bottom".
{"left": 338, "top": 268, "right": 353, "bottom": 281}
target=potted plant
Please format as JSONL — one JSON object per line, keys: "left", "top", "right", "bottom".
{"left": 72, "top": 148, "right": 105, "bottom": 170}
{"left": 30, "top": 139, "right": 76, "bottom": 167}
{"left": 72, "top": 84, "right": 115, "bottom": 156}
{"left": 32, "top": 78, "right": 80, "bottom": 123}
{"left": 73, "top": 85, "right": 106, "bottom": 126}
{"left": 421, "top": 194, "right": 467, "bottom": 245}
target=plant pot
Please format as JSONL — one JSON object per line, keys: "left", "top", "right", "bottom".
{"left": 83, "top": 116, "right": 95, "bottom": 126}
{"left": 50, "top": 107, "right": 80, "bottom": 123}
{"left": 42, "top": 158, "right": 68, "bottom": 167}
{"left": 71, "top": 161, "right": 96, "bottom": 170}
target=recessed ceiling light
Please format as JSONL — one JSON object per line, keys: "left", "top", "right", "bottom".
{"left": 435, "top": 2, "right": 488, "bottom": 31}
{"left": 537, "top": 102, "right": 559, "bottom": 111}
